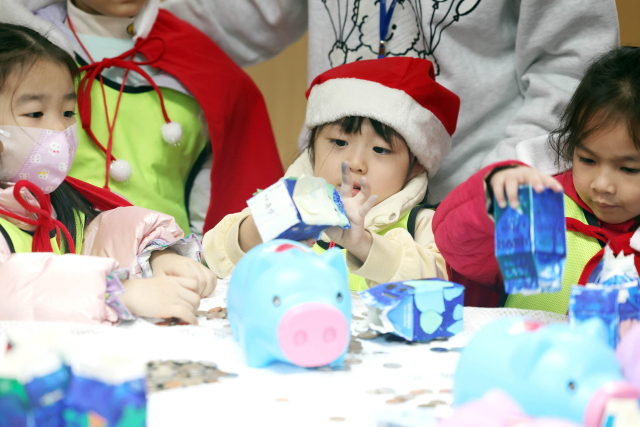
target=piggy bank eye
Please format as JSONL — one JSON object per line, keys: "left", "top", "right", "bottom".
{"left": 336, "top": 292, "right": 343, "bottom": 303}
{"left": 273, "top": 296, "right": 281, "bottom": 307}
{"left": 567, "top": 381, "right": 577, "bottom": 393}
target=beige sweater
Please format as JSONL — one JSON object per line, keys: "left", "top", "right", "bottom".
{"left": 202, "top": 152, "right": 447, "bottom": 287}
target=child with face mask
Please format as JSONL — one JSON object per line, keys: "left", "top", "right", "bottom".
{"left": 433, "top": 46, "right": 640, "bottom": 313}
{"left": 203, "top": 57, "right": 460, "bottom": 291}
{"left": 0, "top": 24, "right": 215, "bottom": 325}
{"left": 5, "top": 0, "right": 283, "bottom": 238}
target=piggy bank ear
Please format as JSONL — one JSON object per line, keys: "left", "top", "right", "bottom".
{"left": 510, "top": 334, "right": 554, "bottom": 377}
{"left": 574, "top": 318, "right": 610, "bottom": 345}
{"left": 323, "top": 248, "right": 348, "bottom": 280}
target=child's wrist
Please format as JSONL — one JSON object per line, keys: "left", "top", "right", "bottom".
{"left": 345, "top": 231, "right": 373, "bottom": 264}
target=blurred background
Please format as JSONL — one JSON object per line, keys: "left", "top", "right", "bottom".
{"left": 245, "top": 0, "right": 640, "bottom": 170}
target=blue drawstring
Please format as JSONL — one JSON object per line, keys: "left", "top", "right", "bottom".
{"left": 378, "top": 0, "right": 398, "bottom": 58}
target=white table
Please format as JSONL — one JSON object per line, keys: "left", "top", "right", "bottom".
{"left": 0, "top": 279, "right": 566, "bottom": 427}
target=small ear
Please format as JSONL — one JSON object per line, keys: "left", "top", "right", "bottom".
{"left": 322, "top": 248, "right": 348, "bottom": 280}
{"left": 510, "top": 334, "right": 554, "bottom": 377}
{"left": 575, "top": 317, "right": 610, "bottom": 345}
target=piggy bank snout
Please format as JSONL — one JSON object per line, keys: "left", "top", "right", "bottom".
{"left": 278, "top": 302, "right": 348, "bottom": 368}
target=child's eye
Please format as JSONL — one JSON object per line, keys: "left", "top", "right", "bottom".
{"left": 621, "top": 167, "right": 640, "bottom": 174}
{"left": 373, "top": 146, "right": 391, "bottom": 154}
{"left": 330, "top": 139, "right": 347, "bottom": 147}
{"left": 63, "top": 111, "right": 76, "bottom": 118}
{"left": 26, "top": 112, "right": 43, "bottom": 118}
{"left": 578, "top": 157, "right": 595, "bottom": 165}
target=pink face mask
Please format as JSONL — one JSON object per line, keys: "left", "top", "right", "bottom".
{"left": 0, "top": 124, "right": 78, "bottom": 194}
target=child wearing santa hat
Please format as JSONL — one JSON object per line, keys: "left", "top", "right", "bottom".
{"left": 5, "top": 0, "right": 283, "bottom": 238}
{"left": 203, "top": 57, "right": 460, "bottom": 291}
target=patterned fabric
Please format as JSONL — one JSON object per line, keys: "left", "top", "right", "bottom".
{"left": 136, "top": 233, "right": 203, "bottom": 278}
{"left": 106, "top": 269, "right": 135, "bottom": 320}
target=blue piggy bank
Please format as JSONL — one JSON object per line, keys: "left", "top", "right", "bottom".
{"left": 454, "top": 317, "right": 640, "bottom": 426}
{"left": 228, "top": 240, "right": 351, "bottom": 368}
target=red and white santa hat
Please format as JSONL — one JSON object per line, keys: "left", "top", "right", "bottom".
{"left": 305, "top": 57, "right": 460, "bottom": 177}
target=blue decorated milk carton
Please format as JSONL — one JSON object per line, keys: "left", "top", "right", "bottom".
{"left": 247, "top": 175, "right": 350, "bottom": 242}
{"left": 494, "top": 186, "right": 567, "bottom": 295}
{"left": 0, "top": 343, "right": 69, "bottom": 427}
{"left": 359, "top": 279, "right": 465, "bottom": 341}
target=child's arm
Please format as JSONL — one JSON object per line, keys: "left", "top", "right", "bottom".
{"left": 432, "top": 161, "right": 562, "bottom": 284}
{"left": 202, "top": 208, "right": 253, "bottom": 279}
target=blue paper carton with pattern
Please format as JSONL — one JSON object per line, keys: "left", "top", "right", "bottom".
{"left": 494, "top": 186, "right": 567, "bottom": 295}
{"left": 359, "top": 279, "right": 464, "bottom": 341}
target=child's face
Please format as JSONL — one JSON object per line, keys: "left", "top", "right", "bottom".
{"left": 313, "top": 120, "right": 424, "bottom": 205}
{"left": 0, "top": 60, "right": 77, "bottom": 131}
{"left": 73, "top": 0, "right": 148, "bottom": 17}
{"left": 573, "top": 122, "right": 640, "bottom": 224}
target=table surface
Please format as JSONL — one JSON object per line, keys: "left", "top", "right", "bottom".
{"left": 0, "top": 278, "right": 567, "bottom": 427}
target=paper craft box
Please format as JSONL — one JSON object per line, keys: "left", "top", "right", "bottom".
{"left": 494, "top": 186, "right": 567, "bottom": 295}
{"left": 359, "top": 279, "right": 464, "bottom": 341}
{"left": 569, "top": 285, "right": 640, "bottom": 348}
{"left": 247, "top": 175, "right": 350, "bottom": 242}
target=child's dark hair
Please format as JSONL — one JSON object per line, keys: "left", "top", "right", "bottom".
{"left": 307, "top": 116, "right": 420, "bottom": 182}
{"left": 0, "top": 24, "right": 98, "bottom": 253}
{"left": 551, "top": 46, "right": 640, "bottom": 169}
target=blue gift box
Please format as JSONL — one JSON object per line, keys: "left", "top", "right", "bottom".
{"left": 359, "top": 279, "right": 465, "bottom": 341}
{"left": 494, "top": 186, "right": 567, "bottom": 295}
{"left": 569, "top": 285, "right": 640, "bottom": 348}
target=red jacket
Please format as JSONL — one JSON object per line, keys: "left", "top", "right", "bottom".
{"left": 433, "top": 161, "right": 639, "bottom": 307}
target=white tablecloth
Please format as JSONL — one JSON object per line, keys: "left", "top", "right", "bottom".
{"left": 0, "top": 278, "right": 566, "bottom": 427}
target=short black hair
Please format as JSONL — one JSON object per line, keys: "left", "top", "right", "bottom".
{"left": 307, "top": 116, "right": 419, "bottom": 183}
{"left": 551, "top": 46, "right": 640, "bottom": 169}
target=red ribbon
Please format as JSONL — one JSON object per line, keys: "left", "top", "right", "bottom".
{"left": 0, "top": 181, "right": 75, "bottom": 254}
{"left": 565, "top": 217, "right": 638, "bottom": 285}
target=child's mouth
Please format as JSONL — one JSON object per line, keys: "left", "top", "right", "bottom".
{"left": 352, "top": 183, "right": 361, "bottom": 197}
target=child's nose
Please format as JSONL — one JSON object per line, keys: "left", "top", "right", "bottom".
{"left": 348, "top": 151, "right": 367, "bottom": 174}
{"left": 591, "top": 170, "right": 616, "bottom": 194}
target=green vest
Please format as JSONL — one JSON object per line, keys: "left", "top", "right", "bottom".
{"left": 312, "top": 209, "right": 416, "bottom": 292}
{"left": 0, "top": 213, "right": 84, "bottom": 255}
{"left": 70, "top": 80, "right": 207, "bottom": 234}
{"left": 504, "top": 195, "right": 602, "bottom": 314}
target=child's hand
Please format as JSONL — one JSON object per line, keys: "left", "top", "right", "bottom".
{"left": 238, "top": 215, "right": 263, "bottom": 253}
{"left": 325, "top": 161, "right": 378, "bottom": 262}
{"left": 489, "top": 165, "right": 563, "bottom": 209}
{"left": 150, "top": 249, "right": 217, "bottom": 297}
{"left": 120, "top": 276, "right": 201, "bottom": 325}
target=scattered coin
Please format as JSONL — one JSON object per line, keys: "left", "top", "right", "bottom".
{"left": 199, "top": 361, "right": 218, "bottom": 369}
{"left": 372, "top": 351, "right": 388, "bottom": 355}
{"left": 276, "top": 398, "right": 289, "bottom": 402}
{"left": 196, "top": 311, "right": 209, "bottom": 317}
{"left": 352, "top": 315, "right": 364, "bottom": 320}
{"left": 386, "top": 395, "right": 412, "bottom": 405}
{"left": 348, "top": 337, "right": 363, "bottom": 354}
{"left": 208, "top": 307, "right": 223, "bottom": 313}
{"left": 383, "top": 363, "right": 402, "bottom": 369}
{"left": 329, "top": 417, "right": 346, "bottom": 422}
{"left": 223, "top": 372, "right": 239, "bottom": 378}
{"left": 357, "top": 330, "right": 379, "bottom": 340}
{"left": 366, "top": 387, "right": 395, "bottom": 395}
{"left": 438, "top": 388, "right": 452, "bottom": 394}
{"left": 146, "top": 360, "right": 237, "bottom": 393}
{"left": 344, "top": 358, "right": 362, "bottom": 365}
{"left": 163, "top": 380, "right": 181, "bottom": 389}
{"left": 431, "top": 337, "right": 449, "bottom": 342}
{"left": 417, "top": 400, "right": 448, "bottom": 408}
{"left": 207, "top": 311, "right": 227, "bottom": 320}
{"left": 430, "top": 347, "right": 449, "bottom": 353}
{"left": 409, "top": 389, "right": 432, "bottom": 396}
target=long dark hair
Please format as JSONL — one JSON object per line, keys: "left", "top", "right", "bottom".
{"left": 307, "top": 116, "right": 420, "bottom": 183}
{"left": 551, "top": 46, "right": 640, "bottom": 169}
{"left": 0, "top": 24, "right": 99, "bottom": 253}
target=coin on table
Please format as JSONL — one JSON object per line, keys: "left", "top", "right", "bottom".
{"left": 163, "top": 380, "right": 182, "bottom": 389}
{"left": 208, "top": 307, "right": 223, "bottom": 313}
{"left": 430, "top": 347, "right": 449, "bottom": 353}
{"left": 409, "top": 389, "right": 432, "bottom": 395}
{"left": 386, "top": 396, "right": 409, "bottom": 405}
{"left": 439, "top": 388, "right": 452, "bottom": 394}
{"left": 357, "top": 330, "right": 379, "bottom": 340}
{"left": 196, "top": 310, "right": 209, "bottom": 317}
{"left": 199, "top": 361, "right": 218, "bottom": 369}
{"left": 344, "top": 358, "right": 362, "bottom": 365}
{"left": 329, "top": 417, "right": 346, "bottom": 422}
{"left": 366, "top": 387, "right": 395, "bottom": 395}
{"left": 418, "top": 400, "right": 448, "bottom": 408}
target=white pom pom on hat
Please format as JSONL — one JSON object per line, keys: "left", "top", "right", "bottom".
{"left": 305, "top": 57, "right": 460, "bottom": 177}
{"left": 161, "top": 122, "right": 182, "bottom": 145}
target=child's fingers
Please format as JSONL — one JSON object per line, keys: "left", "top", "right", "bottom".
{"left": 358, "top": 194, "right": 378, "bottom": 218}
{"left": 201, "top": 268, "right": 217, "bottom": 298}
{"left": 543, "top": 175, "right": 564, "bottom": 192}
{"left": 491, "top": 174, "right": 508, "bottom": 209}
{"left": 357, "top": 177, "right": 371, "bottom": 202}
{"left": 340, "top": 161, "right": 354, "bottom": 198}
{"left": 171, "top": 305, "right": 198, "bottom": 326}
{"left": 505, "top": 177, "right": 521, "bottom": 209}
{"left": 174, "top": 276, "right": 199, "bottom": 294}
{"left": 529, "top": 173, "right": 545, "bottom": 193}
{"left": 176, "top": 285, "right": 201, "bottom": 310}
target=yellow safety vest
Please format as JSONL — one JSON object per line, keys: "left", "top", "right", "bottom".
{"left": 0, "top": 212, "right": 84, "bottom": 255}
{"left": 505, "top": 195, "right": 603, "bottom": 314}
{"left": 313, "top": 206, "right": 432, "bottom": 292}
